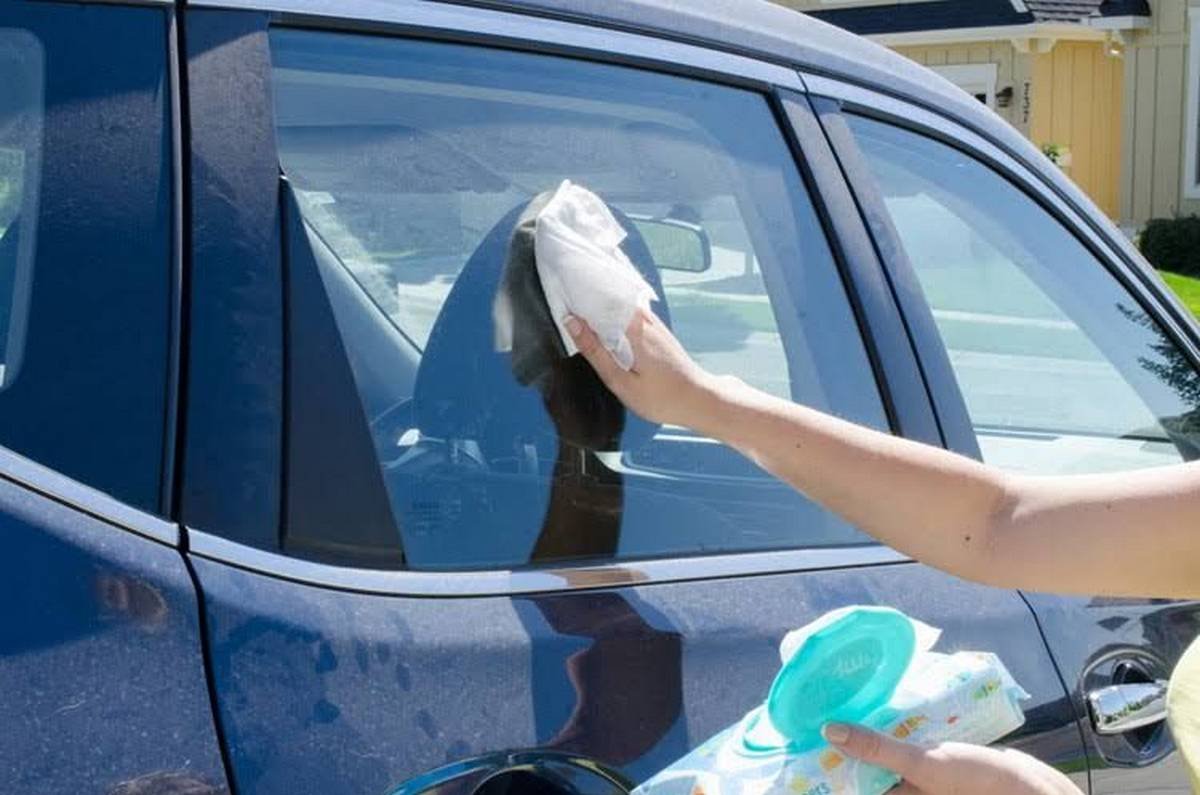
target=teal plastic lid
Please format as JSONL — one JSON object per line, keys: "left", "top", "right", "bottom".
{"left": 758, "top": 607, "right": 916, "bottom": 752}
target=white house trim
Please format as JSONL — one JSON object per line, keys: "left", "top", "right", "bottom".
{"left": 1184, "top": 11, "right": 1200, "bottom": 199}
{"left": 929, "top": 63, "right": 999, "bottom": 107}
{"left": 869, "top": 22, "right": 1107, "bottom": 48}
{"left": 1086, "top": 16, "right": 1152, "bottom": 31}
{"left": 1011, "top": 37, "right": 1057, "bottom": 54}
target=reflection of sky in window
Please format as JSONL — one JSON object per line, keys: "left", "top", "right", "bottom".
{"left": 855, "top": 114, "right": 1200, "bottom": 473}
{"left": 279, "top": 62, "right": 795, "bottom": 397}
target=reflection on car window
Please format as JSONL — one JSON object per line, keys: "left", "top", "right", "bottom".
{"left": 270, "top": 29, "right": 888, "bottom": 570}
{"left": 0, "top": 29, "right": 42, "bottom": 389}
{"left": 0, "top": 9, "right": 172, "bottom": 513}
{"left": 848, "top": 114, "right": 1200, "bottom": 475}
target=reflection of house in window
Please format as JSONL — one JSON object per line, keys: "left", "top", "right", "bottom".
{"left": 929, "top": 63, "right": 999, "bottom": 108}
{"left": 789, "top": 0, "right": 1157, "bottom": 226}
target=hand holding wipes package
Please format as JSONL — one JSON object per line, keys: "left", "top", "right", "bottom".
{"left": 633, "top": 607, "right": 1028, "bottom": 795}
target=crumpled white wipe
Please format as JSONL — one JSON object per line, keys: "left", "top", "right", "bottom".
{"left": 533, "top": 180, "right": 658, "bottom": 370}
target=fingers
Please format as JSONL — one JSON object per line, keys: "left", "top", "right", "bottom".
{"left": 565, "top": 315, "right": 625, "bottom": 385}
{"left": 823, "top": 724, "right": 928, "bottom": 785}
{"left": 889, "top": 784, "right": 924, "bottom": 795}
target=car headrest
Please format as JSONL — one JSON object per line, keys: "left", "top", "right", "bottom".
{"left": 413, "top": 197, "right": 670, "bottom": 460}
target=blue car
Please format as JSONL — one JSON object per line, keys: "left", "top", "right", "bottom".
{"left": 2, "top": 0, "right": 1198, "bottom": 792}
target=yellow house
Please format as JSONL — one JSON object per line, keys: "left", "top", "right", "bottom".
{"left": 780, "top": 0, "right": 1200, "bottom": 232}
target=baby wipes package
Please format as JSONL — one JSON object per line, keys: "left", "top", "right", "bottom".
{"left": 633, "top": 607, "right": 1028, "bottom": 795}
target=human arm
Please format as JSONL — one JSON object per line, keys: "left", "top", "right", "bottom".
{"left": 820, "top": 723, "right": 1082, "bottom": 795}
{"left": 566, "top": 310, "right": 1200, "bottom": 599}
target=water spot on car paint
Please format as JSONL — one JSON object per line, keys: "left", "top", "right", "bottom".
{"left": 312, "top": 699, "right": 341, "bottom": 724}
{"left": 95, "top": 574, "right": 169, "bottom": 633}
{"left": 395, "top": 662, "right": 412, "bottom": 691}
{"left": 315, "top": 642, "right": 338, "bottom": 673}
{"left": 445, "top": 740, "right": 470, "bottom": 762}
{"left": 355, "top": 641, "right": 370, "bottom": 673}
{"left": 390, "top": 614, "right": 416, "bottom": 644}
{"left": 416, "top": 709, "right": 439, "bottom": 739}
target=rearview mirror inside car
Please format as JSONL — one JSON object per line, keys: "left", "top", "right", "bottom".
{"left": 629, "top": 215, "right": 712, "bottom": 273}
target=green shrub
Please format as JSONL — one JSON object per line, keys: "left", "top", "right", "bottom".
{"left": 1139, "top": 216, "right": 1200, "bottom": 277}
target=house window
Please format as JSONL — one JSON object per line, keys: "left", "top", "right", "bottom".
{"left": 929, "top": 63, "right": 998, "bottom": 108}
{"left": 1185, "top": 10, "right": 1200, "bottom": 199}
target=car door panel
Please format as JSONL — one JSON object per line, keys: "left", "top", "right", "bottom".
{"left": 1023, "top": 594, "right": 1200, "bottom": 793}
{"left": 180, "top": 7, "right": 1086, "bottom": 794}
{"left": 190, "top": 551, "right": 1084, "bottom": 794}
{"left": 813, "top": 78, "right": 1200, "bottom": 792}
{"left": 0, "top": 4, "right": 229, "bottom": 792}
{"left": 0, "top": 465, "right": 227, "bottom": 794}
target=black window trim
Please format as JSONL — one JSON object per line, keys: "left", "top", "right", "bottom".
{"left": 808, "top": 73, "right": 1200, "bottom": 460}
{"left": 162, "top": 4, "right": 185, "bottom": 520}
{"left": 811, "top": 98, "right": 979, "bottom": 461}
{"left": 779, "top": 92, "right": 942, "bottom": 449}
{"left": 181, "top": 2, "right": 932, "bottom": 594}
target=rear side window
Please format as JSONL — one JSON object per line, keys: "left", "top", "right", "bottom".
{"left": 0, "top": 7, "right": 171, "bottom": 512}
{"left": 271, "top": 29, "right": 888, "bottom": 570}
{"left": 847, "top": 114, "right": 1200, "bottom": 475}
{"left": 0, "top": 30, "right": 40, "bottom": 389}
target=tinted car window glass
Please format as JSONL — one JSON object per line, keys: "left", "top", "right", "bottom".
{"left": 848, "top": 114, "right": 1200, "bottom": 475}
{"left": 0, "top": 7, "right": 171, "bottom": 512}
{"left": 271, "top": 29, "right": 888, "bottom": 570}
{"left": 0, "top": 30, "right": 40, "bottom": 389}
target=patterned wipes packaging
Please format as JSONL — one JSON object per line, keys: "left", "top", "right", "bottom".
{"left": 633, "top": 608, "right": 1028, "bottom": 795}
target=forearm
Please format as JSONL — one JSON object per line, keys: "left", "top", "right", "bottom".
{"left": 686, "top": 376, "right": 1200, "bottom": 598}
{"left": 688, "top": 376, "right": 1016, "bottom": 585}
{"left": 566, "top": 310, "right": 1200, "bottom": 598}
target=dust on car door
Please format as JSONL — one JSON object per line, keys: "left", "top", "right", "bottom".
{"left": 0, "top": 4, "right": 227, "bottom": 792}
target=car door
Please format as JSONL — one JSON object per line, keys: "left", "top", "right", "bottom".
{"left": 178, "top": 4, "right": 1086, "bottom": 794}
{"left": 0, "top": 3, "right": 229, "bottom": 793}
{"left": 811, "top": 77, "right": 1200, "bottom": 792}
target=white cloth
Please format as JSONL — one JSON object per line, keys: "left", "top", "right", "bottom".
{"left": 532, "top": 180, "right": 657, "bottom": 370}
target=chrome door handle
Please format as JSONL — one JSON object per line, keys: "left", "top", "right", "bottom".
{"left": 1087, "top": 680, "right": 1170, "bottom": 735}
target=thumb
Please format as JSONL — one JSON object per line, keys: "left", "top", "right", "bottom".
{"left": 564, "top": 315, "right": 624, "bottom": 385}
{"left": 823, "top": 723, "right": 928, "bottom": 783}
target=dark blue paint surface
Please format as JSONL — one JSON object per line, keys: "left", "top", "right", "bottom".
{"left": 193, "top": 557, "right": 1085, "bottom": 794}
{"left": 0, "top": 476, "right": 227, "bottom": 794}
{"left": 182, "top": 10, "right": 285, "bottom": 550}
{"left": 0, "top": 4, "right": 172, "bottom": 514}
{"left": 172, "top": 8, "right": 1181, "bottom": 795}
{"left": 1024, "top": 592, "right": 1200, "bottom": 792}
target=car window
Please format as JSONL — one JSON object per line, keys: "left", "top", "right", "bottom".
{"left": 847, "top": 114, "right": 1200, "bottom": 475}
{"left": 0, "top": 30, "right": 41, "bottom": 390}
{"left": 0, "top": 8, "right": 171, "bottom": 512}
{"left": 270, "top": 29, "right": 889, "bottom": 570}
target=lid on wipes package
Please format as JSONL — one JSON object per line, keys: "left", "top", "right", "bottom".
{"left": 747, "top": 607, "right": 917, "bottom": 752}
